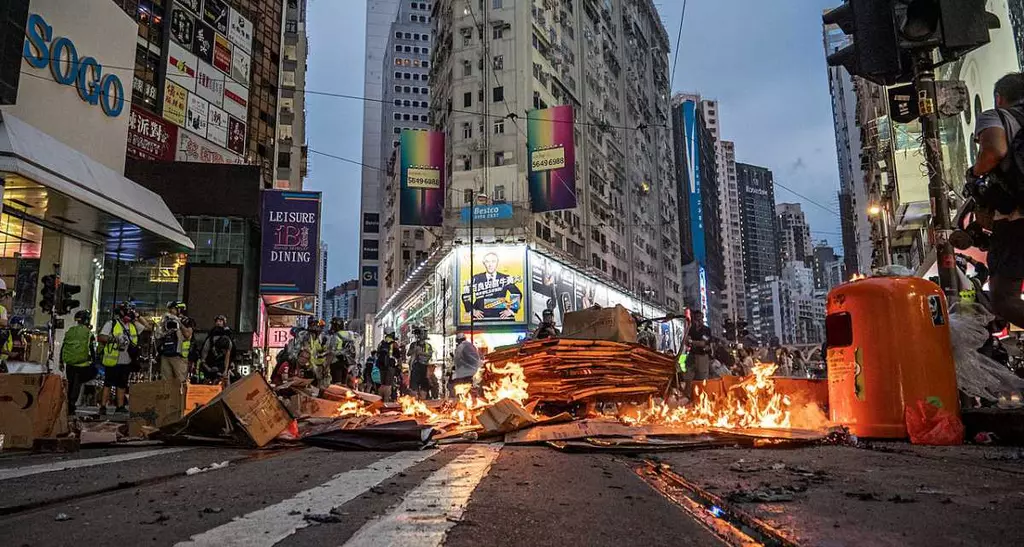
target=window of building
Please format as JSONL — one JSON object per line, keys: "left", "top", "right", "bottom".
{"left": 394, "top": 127, "right": 401, "bottom": 134}
{"left": 394, "top": 113, "right": 401, "bottom": 120}
{"left": 422, "top": 61, "right": 429, "bottom": 68}
{"left": 395, "top": 71, "right": 402, "bottom": 78}
{"left": 463, "top": 92, "right": 472, "bottom": 108}
{"left": 277, "top": 151, "right": 291, "bottom": 168}
{"left": 403, "top": 99, "right": 411, "bottom": 106}
{"left": 493, "top": 26, "right": 504, "bottom": 39}
{"left": 413, "top": 47, "right": 420, "bottom": 54}
{"left": 395, "top": 45, "right": 402, "bottom": 52}
{"left": 422, "top": 74, "right": 429, "bottom": 82}
{"left": 424, "top": 47, "right": 430, "bottom": 54}
{"left": 403, "top": 86, "right": 411, "bottom": 92}
{"left": 396, "top": 31, "right": 402, "bottom": 39}
{"left": 494, "top": 119, "right": 504, "bottom": 134}
{"left": 394, "top": 99, "right": 401, "bottom": 106}
{"left": 493, "top": 54, "right": 503, "bottom": 70}
{"left": 464, "top": 189, "right": 474, "bottom": 203}
{"left": 494, "top": 151, "right": 505, "bottom": 166}
{"left": 461, "top": 155, "right": 471, "bottom": 170}
{"left": 395, "top": 85, "right": 402, "bottom": 92}
{"left": 403, "top": 73, "right": 411, "bottom": 79}
{"left": 462, "top": 122, "right": 472, "bottom": 139}
{"left": 493, "top": 0, "right": 503, "bottom": 8}
{"left": 461, "top": 27, "right": 472, "bottom": 46}
{"left": 493, "top": 86, "right": 504, "bottom": 102}
{"left": 403, "top": 114, "right": 410, "bottom": 120}
{"left": 414, "top": 33, "right": 420, "bottom": 40}
{"left": 493, "top": 184, "right": 506, "bottom": 201}
{"left": 404, "top": 32, "right": 412, "bottom": 39}
{"left": 462, "top": 60, "right": 471, "bottom": 76}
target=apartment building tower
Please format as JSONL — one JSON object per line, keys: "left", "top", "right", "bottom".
{"left": 426, "top": 0, "right": 683, "bottom": 312}
{"left": 276, "top": 0, "right": 309, "bottom": 190}
{"left": 777, "top": 202, "right": 813, "bottom": 266}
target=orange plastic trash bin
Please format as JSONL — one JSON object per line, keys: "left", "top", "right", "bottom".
{"left": 825, "top": 277, "right": 959, "bottom": 438}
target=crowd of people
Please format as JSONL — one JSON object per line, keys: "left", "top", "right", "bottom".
{"left": 59, "top": 300, "right": 238, "bottom": 416}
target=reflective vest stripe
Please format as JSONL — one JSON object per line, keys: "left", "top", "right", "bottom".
{"left": 102, "top": 322, "right": 137, "bottom": 367}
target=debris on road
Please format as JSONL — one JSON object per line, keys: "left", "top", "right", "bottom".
{"left": 54, "top": 513, "right": 72, "bottom": 521}
{"left": 185, "top": 461, "right": 230, "bottom": 475}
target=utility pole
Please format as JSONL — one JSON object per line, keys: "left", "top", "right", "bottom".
{"left": 912, "top": 49, "right": 958, "bottom": 298}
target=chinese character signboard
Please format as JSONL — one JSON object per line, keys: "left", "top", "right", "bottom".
{"left": 260, "top": 191, "right": 322, "bottom": 295}
{"left": 128, "top": 106, "right": 178, "bottom": 161}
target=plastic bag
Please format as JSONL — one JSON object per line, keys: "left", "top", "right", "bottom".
{"left": 905, "top": 399, "right": 964, "bottom": 445}
{"left": 948, "top": 303, "right": 1024, "bottom": 406}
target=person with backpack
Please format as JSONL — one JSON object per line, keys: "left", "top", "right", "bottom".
{"left": 199, "top": 314, "right": 235, "bottom": 384}
{"left": 62, "top": 309, "right": 97, "bottom": 415}
{"left": 376, "top": 326, "right": 402, "bottom": 402}
{"left": 156, "top": 301, "right": 193, "bottom": 383}
{"left": 98, "top": 302, "right": 139, "bottom": 415}
{"left": 967, "top": 73, "right": 1024, "bottom": 328}
{"left": 325, "top": 317, "right": 357, "bottom": 388}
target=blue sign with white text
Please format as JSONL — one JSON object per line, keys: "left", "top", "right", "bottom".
{"left": 460, "top": 204, "right": 514, "bottom": 223}
{"left": 22, "top": 13, "right": 125, "bottom": 117}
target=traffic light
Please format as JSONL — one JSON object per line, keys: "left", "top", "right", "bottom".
{"left": 824, "top": 0, "right": 906, "bottom": 85}
{"left": 893, "top": 0, "right": 999, "bottom": 61}
{"left": 56, "top": 283, "right": 81, "bottom": 315}
{"left": 39, "top": 274, "right": 58, "bottom": 312}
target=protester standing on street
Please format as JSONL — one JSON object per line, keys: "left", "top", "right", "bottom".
{"left": 967, "top": 73, "right": 1024, "bottom": 327}
{"left": 533, "top": 308, "right": 560, "bottom": 340}
{"left": 98, "top": 302, "right": 138, "bottom": 415}
{"left": 682, "top": 310, "right": 711, "bottom": 397}
{"left": 325, "top": 317, "right": 356, "bottom": 387}
{"left": 407, "top": 325, "right": 434, "bottom": 399}
{"left": 61, "top": 309, "right": 97, "bottom": 415}
{"left": 376, "top": 326, "right": 402, "bottom": 402}
{"left": 156, "top": 301, "right": 193, "bottom": 383}
{"left": 0, "top": 282, "right": 12, "bottom": 374}
{"left": 199, "top": 314, "right": 234, "bottom": 384}
{"left": 450, "top": 332, "right": 482, "bottom": 396}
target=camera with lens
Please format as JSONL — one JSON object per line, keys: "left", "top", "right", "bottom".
{"left": 163, "top": 317, "right": 179, "bottom": 332}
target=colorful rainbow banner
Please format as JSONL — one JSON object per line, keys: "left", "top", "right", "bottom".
{"left": 527, "top": 105, "right": 577, "bottom": 213}
{"left": 400, "top": 130, "right": 446, "bottom": 226}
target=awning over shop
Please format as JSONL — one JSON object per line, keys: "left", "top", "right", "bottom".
{"left": 0, "top": 113, "right": 193, "bottom": 258}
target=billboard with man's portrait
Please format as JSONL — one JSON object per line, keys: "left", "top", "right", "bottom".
{"left": 456, "top": 245, "right": 526, "bottom": 325}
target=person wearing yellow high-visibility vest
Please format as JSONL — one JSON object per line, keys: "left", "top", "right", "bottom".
{"left": 0, "top": 281, "right": 11, "bottom": 373}
{"left": 98, "top": 302, "right": 138, "bottom": 415}
{"left": 304, "top": 318, "right": 328, "bottom": 387}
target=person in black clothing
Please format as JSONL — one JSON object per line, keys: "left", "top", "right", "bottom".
{"left": 684, "top": 310, "right": 712, "bottom": 384}
{"left": 199, "top": 314, "right": 235, "bottom": 384}
{"left": 533, "top": 308, "right": 560, "bottom": 340}
{"left": 376, "top": 326, "right": 402, "bottom": 402}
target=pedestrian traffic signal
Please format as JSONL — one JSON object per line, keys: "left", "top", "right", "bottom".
{"left": 39, "top": 274, "right": 58, "bottom": 312}
{"left": 824, "top": 0, "right": 907, "bottom": 85}
{"left": 57, "top": 282, "right": 81, "bottom": 315}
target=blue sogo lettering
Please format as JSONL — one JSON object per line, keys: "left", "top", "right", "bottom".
{"left": 22, "top": 13, "right": 124, "bottom": 117}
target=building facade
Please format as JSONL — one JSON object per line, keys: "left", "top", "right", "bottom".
{"left": 323, "top": 279, "right": 359, "bottom": 322}
{"left": 719, "top": 139, "right": 744, "bottom": 322}
{"left": 357, "top": 0, "right": 403, "bottom": 322}
{"left": 421, "top": 0, "right": 682, "bottom": 321}
{"left": 276, "top": 0, "right": 308, "bottom": 190}
{"left": 736, "top": 162, "right": 781, "bottom": 339}
{"left": 777, "top": 202, "right": 813, "bottom": 266}
{"left": 671, "top": 95, "right": 724, "bottom": 332}
{"left": 812, "top": 241, "right": 843, "bottom": 292}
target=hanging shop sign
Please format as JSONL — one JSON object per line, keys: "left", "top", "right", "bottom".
{"left": 162, "top": 80, "right": 188, "bottom": 126}
{"left": 260, "top": 191, "right": 323, "bottom": 295}
{"left": 399, "top": 130, "right": 446, "bottom": 226}
{"left": 527, "top": 105, "right": 577, "bottom": 212}
{"left": 460, "top": 203, "right": 514, "bottom": 223}
{"left": 127, "top": 106, "right": 178, "bottom": 161}
{"left": 22, "top": 13, "right": 125, "bottom": 117}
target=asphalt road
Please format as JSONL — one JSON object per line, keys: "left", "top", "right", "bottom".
{"left": 0, "top": 444, "right": 722, "bottom": 547}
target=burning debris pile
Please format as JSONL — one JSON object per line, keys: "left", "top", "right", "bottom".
{"left": 272, "top": 339, "right": 832, "bottom": 452}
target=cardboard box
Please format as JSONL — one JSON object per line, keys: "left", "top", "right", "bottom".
{"left": 128, "top": 381, "right": 222, "bottom": 437}
{"left": 288, "top": 393, "right": 346, "bottom": 418}
{"left": 26, "top": 336, "right": 49, "bottom": 365}
{"left": 561, "top": 304, "right": 638, "bottom": 343}
{"left": 476, "top": 399, "right": 536, "bottom": 434}
{"left": 0, "top": 374, "right": 69, "bottom": 449}
{"left": 219, "top": 374, "right": 291, "bottom": 447}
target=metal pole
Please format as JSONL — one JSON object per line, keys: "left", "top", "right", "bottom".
{"left": 913, "top": 49, "right": 958, "bottom": 300}
{"left": 881, "top": 206, "right": 892, "bottom": 267}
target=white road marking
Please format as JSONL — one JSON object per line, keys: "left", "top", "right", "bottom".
{"left": 0, "top": 447, "right": 194, "bottom": 481}
{"left": 176, "top": 449, "right": 441, "bottom": 547}
{"left": 342, "top": 443, "right": 502, "bottom": 547}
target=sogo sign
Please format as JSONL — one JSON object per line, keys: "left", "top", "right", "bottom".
{"left": 22, "top": 13, "right": 125, "bottom": 117}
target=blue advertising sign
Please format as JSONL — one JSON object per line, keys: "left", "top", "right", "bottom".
{"left": 260, "top": 191, "right": 322, "bottom": 295}
{"left": 682, "top": 100, "right": 705, "bottom": 264}
{"left": 459, "top": 203, "right": 514, "bottom": 223}
{"left": 22, "top": 13, "right": 125, "bottom": 117}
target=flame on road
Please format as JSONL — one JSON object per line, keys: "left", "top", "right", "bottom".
{"left": 623, "top": 363, "right": 793, "bottom": 429}
{"left": 394, "top": 362, "right": 530, "bottom": 425}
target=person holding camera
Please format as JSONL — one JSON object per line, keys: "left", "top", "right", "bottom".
{"left": 156, "top": 301, "right": 193, "bottom": 383}
{"left": 199, "top": 314, "right": 235, "bottom": 384}
{"left": 967, "top": 73, "right": 1024, "bottom": 328}
{"left": 98, "top": 302, "right": 138, "bottom": 415}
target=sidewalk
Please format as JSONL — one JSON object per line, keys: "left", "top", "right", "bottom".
{"left": 648, "top": 443, "right": 1024, "bottom": 546}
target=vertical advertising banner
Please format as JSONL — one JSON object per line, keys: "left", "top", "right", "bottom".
{"left": 681, "top": 100, "right": 706, "bottom": 264}
{"left": 260, "top": 191, "right": 322, "bottom": 295}
{"left": 527, "top": 105, "right": 577, "bottom": 212}
{"left": 399, "top": 130, "right": 445, "bottom": 226}
{"left": 457, "top": 245, "right": 527, "bottom": 325}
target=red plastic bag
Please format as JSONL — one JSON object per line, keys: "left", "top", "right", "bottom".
{"left": 905, "top": 399, "right": 964, "bottom": 445}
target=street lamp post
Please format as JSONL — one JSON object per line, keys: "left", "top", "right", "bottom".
{"left": 868, "top": 204, "right": 892, "bottom": 267}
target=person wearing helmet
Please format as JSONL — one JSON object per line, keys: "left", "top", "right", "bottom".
{"left": 198, "top": 314, "right": 235, "bottom": 384}
{"left": 407, "top": 325, "right": 434, "bottom": 399}
{"left": 62, "top": 309, "right": 97, "bottom": 415}
{"left": 533, "top": 308, "right": 560, "bottom": 340}
{"left": 156, "top": 301, "right": 193, "bottom": 383}
{"left": 450, "top": 332, "right": 481, "bottom": 395}
{"left": 325, "top": 317, "right": 357, "bottom": 387}
{"left": 98, "top": 302, "right": 139, "bottom": 415}
{"left": 302, "top": 317, "right": 329, "bottom": 387}
{"left": 375, "top": 326, "right": 402, "bottom": 402}
{"left": 0, "top": 281, "right": 12, "bottom": 373}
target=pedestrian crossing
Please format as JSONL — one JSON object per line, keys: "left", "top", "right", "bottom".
{"left": 0, "top": 447, "right": 194, "bottom": 481}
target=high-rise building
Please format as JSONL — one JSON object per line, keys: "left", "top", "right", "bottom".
{"left": 323, "top": 279, "right": 359, "bottom": 322}
{"left": 376, "top": 2, "right": 437, "bottom": 297}
{"left": 113, "top": 0, "right": 285, "bottom": 187}
{"left": 719, "top": 140, "right": 744, "bottom": 322}
{"left": 812, "top": 241, "right": 843, "bottom": 292}
{"left": 420, "top": 0, "right": 682, "bottom": 313}
{"left": 672, "top": 95, "right": 724, "bottom": 332}
{"left": 777, "top": 203, "right": 813, "bottom": 266}
{"left": 737, "top": 162, "right": 781, "bottom": 338}
{"left": 317, "top": 241, "right": 328, "bottom": 319}
{"left": 357, "top": 0, "right": 403, "bottom": 322}
{"left": 823, "top": 19, "right": 870, "bottom": 276}
{"left": 276, "top": 0, "right": 309, "bottom": 190}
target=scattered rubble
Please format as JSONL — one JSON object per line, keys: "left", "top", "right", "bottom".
{"left": 186, "top": 461, "right": 230, "bottom": 475}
